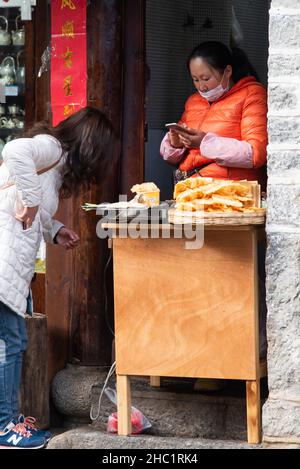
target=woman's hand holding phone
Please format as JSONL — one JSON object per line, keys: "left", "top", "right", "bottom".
{"left": 165, "top": 122, "right": 206, "bottom": 149}
{"left": 169, "top": 129, "right": 184, "bottom": 148}
{"left": 166, "top": 122, "right": 189, "bottom": 148}
{"left": 177, "top": 128, "right": 207, "bottom": 149}
{"left": 165, "top": 122, "right": 194, "bottom": 134}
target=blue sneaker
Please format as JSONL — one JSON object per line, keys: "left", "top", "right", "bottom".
{"left": 15, "top": 415, "right": 52, "bottom": 442}
{"left": 0, "top": 421, "right": 46, "bottom": 449}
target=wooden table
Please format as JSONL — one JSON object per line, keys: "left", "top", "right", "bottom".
{"left": 106, "top": 219, "right": 266, "bottom": 443}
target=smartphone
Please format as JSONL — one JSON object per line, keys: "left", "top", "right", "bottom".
{"left": 165, "top": 123, "right": 194, "bottom": 135}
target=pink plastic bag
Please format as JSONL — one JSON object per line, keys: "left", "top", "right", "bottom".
{"left": 105, "top": 388, "right": 152, "bottom": 434}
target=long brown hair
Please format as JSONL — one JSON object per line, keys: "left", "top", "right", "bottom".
{"left": 26, "top": 107, "right": 118, "bottom": 198}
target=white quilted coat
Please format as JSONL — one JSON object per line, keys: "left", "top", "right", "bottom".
{"left": 0, "top": 134, "right": 65, "bottom": 317}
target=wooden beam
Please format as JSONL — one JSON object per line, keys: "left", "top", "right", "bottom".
{"left": 246, "top": 379, "right": 261, "bottom": 444}
{"left": 120, "top": 0, "right": 145, "bottom": 195}
{"left": 20, "top": 314, "right": 49, "bottom": 429}
{"left": 150, "top": 376, "right": 161, "bottom": 387}
{"left": 116, "top": 374, "right": 132, "bottom": 435}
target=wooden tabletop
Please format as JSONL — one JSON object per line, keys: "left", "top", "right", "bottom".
{"left": 101, "top": 222, "right": 265, "bottom": 233}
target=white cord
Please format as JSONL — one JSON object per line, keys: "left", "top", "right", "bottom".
{"left": 90, "top": 361, "right": 116, "bottom": 421}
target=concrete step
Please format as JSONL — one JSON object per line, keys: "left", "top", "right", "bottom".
{"left": 88, "top": 375, "right": 268, "bottom": 442}
{"left": 47, "top": 426, "right": 262, "bottom": 449}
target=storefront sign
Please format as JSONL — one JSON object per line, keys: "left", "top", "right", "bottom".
{"left": 51, "top": 0, "right": 87, "bottom": 126}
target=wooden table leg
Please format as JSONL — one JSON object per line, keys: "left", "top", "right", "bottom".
{"left": 116, "top": 374, "right": 132, "bottom": 435}
{"left": 150, "top": 376, "right": 161, "bottom": 387}
{"left": 246, "top": 379, "right": 261, "bottom": 444}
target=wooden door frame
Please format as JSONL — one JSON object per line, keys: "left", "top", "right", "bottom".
{"left": 120, "top": 0, "right": 145, "bottom": 196}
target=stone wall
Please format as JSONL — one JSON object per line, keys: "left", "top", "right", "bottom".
{"left": 263, "top": 0, "right": 300, "bottom": 446}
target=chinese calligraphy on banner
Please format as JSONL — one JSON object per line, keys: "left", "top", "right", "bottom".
{"left": 51, "top": 0, "right": 87, "bottom": 126}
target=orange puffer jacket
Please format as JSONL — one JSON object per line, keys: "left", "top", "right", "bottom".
{"left": 179, "top": 76, "right": 268, "bottom": 184}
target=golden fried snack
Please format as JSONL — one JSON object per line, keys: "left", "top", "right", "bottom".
{"left": 131, "top": 182, "right": 159, "bottom": 193}
{"left": 211, "top": 195, "right": 243, "bottom": 208}
{"left": 176, "top": 189, "right": 199, "bottom": 202}
{"left": 176, "top": 202, "right": 196, "bottom": 211}
{"left": 174, "top": 177, "right": 260, "bottom": 213}
{"left": 232, "top": 195, "right": 253, "bottom": 201}
{"left": 216, "top": 183, "right": 251, "bottom": 197}
{"left": 174, "top": 176, "right": 213, "bottom": 197}
{"left": 173, "top": 180, "right": 189, "bottom": 198}
{"left": 192, "top": 198, "right": 215, "bottom": 210}
{"left": 189, "top": 177, "right": 213, "bottom": 189}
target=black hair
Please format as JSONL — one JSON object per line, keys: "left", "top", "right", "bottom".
{"left": 188, "top": 41, "right": 259, "bottom": 83}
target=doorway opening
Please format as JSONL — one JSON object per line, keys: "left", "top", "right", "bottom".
{"left": 145, "top": 0, "right": 270, "bottom": 200}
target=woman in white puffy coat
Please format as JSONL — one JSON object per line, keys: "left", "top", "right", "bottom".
{"left": 0, "top": 107, "right": 116, "bottom": 448}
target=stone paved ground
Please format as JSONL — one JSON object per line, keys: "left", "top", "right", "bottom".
{"left": 47, "top": 426, "right": 262, "bottom": 449}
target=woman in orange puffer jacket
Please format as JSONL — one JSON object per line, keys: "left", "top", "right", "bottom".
{"left": 160, "top": 41, "right": 268, "bottom": 188}
{"left": 161, "top": 43, "right": 268, "bottom": 391}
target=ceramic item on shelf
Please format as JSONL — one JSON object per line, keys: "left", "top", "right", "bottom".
{"left": 0, "top": 74, "right": 15, "bottom": 85}
{"left": 0, "top": 138, "right": 5, "bottom": 157}
{"left": 8, "top": 104, "right": 20, "bottom": 115}
{"left": 0, "top": 104, "right": 6, "bottom": 115}
{"left": 0, "top": 117, "right": 15, "bottom": 129}
{"left": 13, "top": 117, "right": 24, "bottom": 129}
{"left": 16, "top": 50, "right": 25, "bottom": 86}
{"left": 0, "top": 16, "right": 11, "bottom": 46}
{"left": 0, "top": 116, "right": 7, "bottom": 128}
{"left": 0, "top": 56, "right": 16, "bottom": 86}
{"left": 11, "top": 15, "right": 25, "bottom": 46}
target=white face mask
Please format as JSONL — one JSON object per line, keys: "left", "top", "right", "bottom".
{"left": 198, "top": 71, "right": 229, "bottom": 102}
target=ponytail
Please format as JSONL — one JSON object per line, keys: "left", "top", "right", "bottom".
{"left": 188, "top": 41, "right": 260, "bottom": 84}
{"left": 231, "top": 47, "right": 259, "bottom": 83}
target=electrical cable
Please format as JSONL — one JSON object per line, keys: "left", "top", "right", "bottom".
{"left": 90, "top": 360, "right": 116, "bottom": 421}
{"left": 89, "top": 247, "right": 116, "bottom": 421}
{"left": 103, "top": 248, "right": 114, "bottom": 337}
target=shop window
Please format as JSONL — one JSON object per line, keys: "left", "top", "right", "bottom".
{"left": 0, "top": 7, "right": 26, "bottom": 162}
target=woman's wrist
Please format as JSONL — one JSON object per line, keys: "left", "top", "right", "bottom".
{"left": 199, "top": 132, "right": 207, "bottom": 145}
{"left": 160, "top": 133, "right": 186, "bottom": 164}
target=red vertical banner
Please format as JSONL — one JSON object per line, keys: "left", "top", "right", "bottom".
{"left": 51, "top": 0, "right": 87, "bottom": 126}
